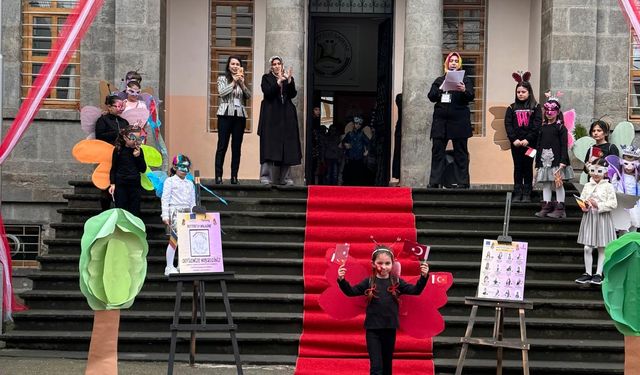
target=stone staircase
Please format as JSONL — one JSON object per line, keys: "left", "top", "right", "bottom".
{"left": 0, "top": 182, "right": 623, "bottom": 374}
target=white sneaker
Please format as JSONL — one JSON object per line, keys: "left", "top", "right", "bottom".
{"left": 284, "top": 178, "right": 294, "bottom": 186}
{"left": 164, "top": 265, "right": 179, "bottom": 276}
{"left": 260, "top": 178, "right": 271, "bottom": 185}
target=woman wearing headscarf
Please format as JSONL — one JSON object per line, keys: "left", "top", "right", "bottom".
{"left": 427, "top": 52, "right": 475, "bottom": 188}
{"left": 257, "top": 56, "right": 302, "bottom": 185}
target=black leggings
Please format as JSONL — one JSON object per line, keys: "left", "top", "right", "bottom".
{"left": 114, "top": 182, "right": 142, "bottom": 217}
{"left": 366, "top": 328, "right": 397, "bottom": 375}
{"left": 215, "top": 115, "right": 246, "bottom": 178}
{"left": 510, "top": 145, "right": 534, "bottom": 185}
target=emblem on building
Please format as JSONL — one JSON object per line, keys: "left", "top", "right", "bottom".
{"left": 314, "top": 30, "right": 352, "bottom": 77}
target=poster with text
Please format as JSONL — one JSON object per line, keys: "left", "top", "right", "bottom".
{"left": 177, "top": 212, "right": 224, "bottom": 273}
{"left": 476, "top": 239, "right": 528, "bottom": 301}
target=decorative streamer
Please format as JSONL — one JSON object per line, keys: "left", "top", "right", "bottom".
{"left": 0, "top": 0, "right": 105, "bottom": 321}
{"left": 618, "top": 0, "right": 640, "bottom": 41}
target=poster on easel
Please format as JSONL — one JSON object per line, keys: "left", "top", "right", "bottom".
{"left": 177, "top": 212, "right": 224, "bottom": 273}
{"left": 476, "top": 239, "right": 528, "bottom": 301}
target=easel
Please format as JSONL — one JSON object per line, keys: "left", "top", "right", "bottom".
{"left": 166, "top": 272, "right": 243, "bottom": 375}
{"left": 455, "top": 192, "right": 533, "bottom": 375}
{"left": 166, "top": 171, "right": 243, "bottom": 374}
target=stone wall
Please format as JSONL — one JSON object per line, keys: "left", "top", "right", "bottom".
{"left": 541, "top": 0, "right": 629, "bottom": 128}
{"left": 1, "top": 0, "right": 162, "bottom": 230}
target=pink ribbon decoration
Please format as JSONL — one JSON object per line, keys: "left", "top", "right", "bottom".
{"left": 0, "top": 0, "right": 105, "bottom": 321}
{"left": 618, "top": 0, "right": 640, "bottom": 41}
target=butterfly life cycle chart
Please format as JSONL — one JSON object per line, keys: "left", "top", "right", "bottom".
{"left": 476, "top": 239, "right": 528, "bottom": 301}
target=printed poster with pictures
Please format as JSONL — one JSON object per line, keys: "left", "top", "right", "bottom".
{"left": 476, "top": 239, "right": 528, "bottom": 301}
{"left": 177, "top": 212, "right": 224, "bottom": 273}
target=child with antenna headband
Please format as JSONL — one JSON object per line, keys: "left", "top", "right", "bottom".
{"left": 337, "top": 244, "right": 429, "bottom": 375}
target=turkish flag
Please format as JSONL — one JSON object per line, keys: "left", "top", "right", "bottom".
{"left": 401, "top": 239, "right": 430, "bottom": 262}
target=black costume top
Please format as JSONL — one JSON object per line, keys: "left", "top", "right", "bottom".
{"left": 338, "top": 275, "right": 427, "bottom": 329}
{"left": 110, "top": 147, "right": 146, "bottom": 185}
{"left": 257, "top": 73, "right": 302, "bottom": 166}
{"left": 535, "top": 121, "right": 570, "bottom": 168}
{"left": 504, "top": 102, "right": 542, "bottom": 146}
{"left": 585, "top": 143, "right": 620, "bottom": 163}
{"left": 427, "top": 73, "right": 475, "bottom": 139}
{"left": 95, "top": 114, "right": 129, "bottom": 145}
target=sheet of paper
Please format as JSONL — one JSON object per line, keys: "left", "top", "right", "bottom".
{"left": 439, "top": 70, "right": 465, "bottom": 92}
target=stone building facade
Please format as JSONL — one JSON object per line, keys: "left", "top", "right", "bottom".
{"left": 0, "top": 0, "right": 634, "bottom": 238}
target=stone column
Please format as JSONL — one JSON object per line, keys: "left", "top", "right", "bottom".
{"left": 540, "top": 0, "right": 598, "bottom": 126}
{"left": 264, "top": 0, "right": 306, "bottom": 184}
{"left": 114, "top": 0, "right": 161, "bottom": 95}
{"left": 81, "top": 1, "right": 116, "bottom": 107}
{"left": 401, "top": 0, "right": 442, "bottom": 187}
{"left": 594, "top": 0, "right": 629, "bottom": 123}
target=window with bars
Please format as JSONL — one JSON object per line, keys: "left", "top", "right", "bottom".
{"left": 443, "top": 0, "right": 486, "bottom": 136}
{"left": 209, "top": 1, "right": 254, "bottom": 132}
{"left": 21, "top": 0, "right": 80, "bottom": 109}
{"left": 629, "top": 32, "right": 640, "bottom": 120}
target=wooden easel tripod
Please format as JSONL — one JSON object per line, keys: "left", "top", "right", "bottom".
{"left": 454, "top": 192, "right": 532, "bottom": 375}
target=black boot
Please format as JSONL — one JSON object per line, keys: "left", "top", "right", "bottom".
{"left": 521, "top": 184, "right": 532, "bottom": 203}
{"left": 547, "top": 202, "right": 566, "bottom": 219}
{"left": 512, "top": 184, "right": 523, "bottom": 203}
{"left": 535, "top": 201, "right": 554, "bottom": 217}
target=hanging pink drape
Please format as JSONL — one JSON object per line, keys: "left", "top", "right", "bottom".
{"left": 618, "top": 0, "right": 640, "bottom": 41}
{"left": 0, "top": 0, "right": 105, "bottom": 321}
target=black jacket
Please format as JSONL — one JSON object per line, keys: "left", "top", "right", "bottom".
{"left": 110, "top": 147, "right": 147, "bottom": 185}
{"left": 504, "top": 103, "right": 542, "bottom": 146}
{"left": 535, "top": 122, "right": 570, "bottom": 168}
{"left": 428, "top": 73, "right": 475, "bottom": 139}
{"left": 338, "top": 276, "right": 427, "bottom": 329}
{"left": 95, "top": 114, "right": 129, "bottom": 145}
{"left": 257, "top": 74, "right": 302, "bottom": 166}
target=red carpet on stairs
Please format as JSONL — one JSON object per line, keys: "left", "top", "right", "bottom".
{"left": 295, "top": 186, "right": 435, "bottom": 375}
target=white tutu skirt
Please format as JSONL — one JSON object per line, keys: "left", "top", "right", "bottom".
{"left": 577, "top": 210, "right": 617, "bottom": 247}
{"left": 536, "top": 166, "right": 575, "bottom": 184}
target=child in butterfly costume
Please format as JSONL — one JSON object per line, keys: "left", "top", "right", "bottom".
{"left": 535, "top": 91, "right": 575, "bottom": 219}
{"left": 607, "top": 144, "right": 640, "bottom": 233}
{"left": 337, "top": 245, "right": 429, "bottom": 375}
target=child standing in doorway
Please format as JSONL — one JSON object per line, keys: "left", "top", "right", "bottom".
{"left": 337, "top": 245, "right": 429, "bottom": 375}
{"left": 575, "top": 158, "right": 617, "bottom": 285}
{"left": 108, "top": 125, "right": 147, "bottom": 217}
{"left": 534, "top": 92, "right": 574, "bottom": 219}
{"left": 161, "top": 154, "right": 196, "bottom": 276}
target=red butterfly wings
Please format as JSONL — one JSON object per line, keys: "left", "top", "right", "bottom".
{"left": 318, "top": 248, "right": 453, "bottom": 339}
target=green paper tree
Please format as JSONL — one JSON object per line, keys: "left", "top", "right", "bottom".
{"left": 79, "top": 208, "right": 148, "bottom": 310}
{"left": 602, "top": 232, "right": 640, "bottom": 336}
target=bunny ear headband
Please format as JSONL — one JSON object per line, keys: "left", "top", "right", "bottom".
{"left": 512, "top": 71, "right": 532, "bottom": 83}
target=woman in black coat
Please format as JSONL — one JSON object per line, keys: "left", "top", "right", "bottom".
{"left": 427, "top": 52, "right": 475, "bottom": 188}
{"left": 257, "top": 56, "right": 302, "bottom": 185}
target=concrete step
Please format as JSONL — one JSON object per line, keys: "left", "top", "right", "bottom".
{"left": 434, "top": 335, "right": 623, "bottom": 364}
{"left": 43, "top": 238, "right": 304, "bottom": 258}
{"left": 11, "top": 310, "right": 302, "bottom": 333}
{"left": 434, "top": 357, "right": 622, "bottom": 375}
{"left": 57, "top": 208, "right": 308, "bottom": 227}
{"left": 2, "top": 330, "right": 301, "bottom": 356}
{"left": 0, "top": 348, "right": 298, "bottom": 366}
{"left": 18, "top": 290, "right": 304, "bottom": 313}
{"left": 68, "top": 180, "right": 309, "bottom": 199}
{"left": 29, "top": 271, "right": 304, "bottom": 294}
{"left": 38, "top": 254, "right": 303, "bottom": 276}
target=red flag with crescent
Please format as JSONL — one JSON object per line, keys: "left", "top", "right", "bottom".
{"left": 401, "top": 239, "right": 431, "bottom": 262}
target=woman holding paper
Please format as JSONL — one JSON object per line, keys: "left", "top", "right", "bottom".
{"left": 427, "top": 52, "right": 475, "bottom": 188}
